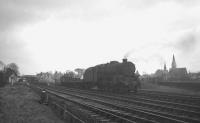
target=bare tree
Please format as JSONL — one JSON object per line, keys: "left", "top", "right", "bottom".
{"left": 6, "top": 63, "right": 20, "bottom": 76}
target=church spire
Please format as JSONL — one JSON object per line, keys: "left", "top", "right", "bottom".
{"left": 171, "top": 54, "right": 177, "bottom": 69}
{"left": 164, "top": 63, "right": 167, "bottom": 71}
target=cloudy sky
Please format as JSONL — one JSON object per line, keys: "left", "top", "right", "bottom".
{"left": 1, "top": 0, "right": 200, "bottom": 74}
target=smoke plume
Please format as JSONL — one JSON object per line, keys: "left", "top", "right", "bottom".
{"left": 124, "top": 49, "right": 135, "bottom": 59}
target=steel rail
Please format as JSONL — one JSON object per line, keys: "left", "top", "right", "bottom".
{"left": 52, "top": 86, "right": 200, "bottom": 112}
{"left": 36, "top": 86, "right": 138, "bottom": 123}
{"left": 49, "top": 87, "right": 200, "bottom": 123}
{"left": 139, "top": 89, "right": 200, "bottom": 100}
{"left": 44, "top": 87, "right": 188, "bottom": 123}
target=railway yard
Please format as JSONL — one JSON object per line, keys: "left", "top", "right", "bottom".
{"left": 2, "top": 58, "right": 200, "bottom": 123}
{"left": 31, "top": 84, "right": 200, "bottom": 123}
{"left": 2, "top": 1, "right": 200, "bottom": 122}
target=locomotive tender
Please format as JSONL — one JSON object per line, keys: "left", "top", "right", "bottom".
{"left": 83, "top": 58, "right": 140, "bottom": 92}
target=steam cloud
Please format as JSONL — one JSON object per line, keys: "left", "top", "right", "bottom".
{"left": 124, "top": 49, "right": 135, "bottom": 59}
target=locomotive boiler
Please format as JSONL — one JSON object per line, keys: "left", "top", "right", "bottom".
{"left": 83, "top": 58, "right": 140, "bottom": 92}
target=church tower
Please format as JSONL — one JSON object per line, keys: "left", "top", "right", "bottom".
{"left": 171, "top": 54, "right": 177, "bottom": 69}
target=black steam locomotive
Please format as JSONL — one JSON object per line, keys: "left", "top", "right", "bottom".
{"left": 61, "top": 58, "right": 140, "bottom": 93}
{"left": 83, "top": 58, "right": 140, "bottom": 92}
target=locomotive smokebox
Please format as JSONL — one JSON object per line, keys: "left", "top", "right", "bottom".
{"left": 123, "top": 58, "right": 127, "bottom": 63}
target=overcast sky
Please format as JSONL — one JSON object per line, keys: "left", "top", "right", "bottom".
{"left": 1, "top": 0, "right": 200, "bottom": 74}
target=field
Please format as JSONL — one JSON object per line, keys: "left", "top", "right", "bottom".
{"left": 0, "top": 84, "right": 64, "bottom": 123}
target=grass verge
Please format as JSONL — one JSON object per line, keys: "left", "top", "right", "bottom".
{"left": 0, "top": 84, "right": 64, "bottom": 123}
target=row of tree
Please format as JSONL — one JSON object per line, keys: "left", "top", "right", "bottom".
{"left": 0, "top": 61, "right": 20, "bottom": 87}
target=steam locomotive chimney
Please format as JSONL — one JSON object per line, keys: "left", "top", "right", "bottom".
{"left": 123, "top": 58, "right": 127, "bottom": 63}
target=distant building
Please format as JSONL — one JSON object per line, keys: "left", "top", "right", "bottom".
{"left": 154, "top": 63, "right": 168, "bottom": 81}
{"left": 21, "top": 75, "right": 37, "bottom": 82}
{"left": 154, "top": 54, "right": 189, "bottom": 81}
{"left": 168, "top": 54, "right": 188, "bottom": 80}
{"left": 188, "top": 72, "right": 200, "bottom": 80}
{"left": 171, "top": 55, "right": 176, "bottom": 69}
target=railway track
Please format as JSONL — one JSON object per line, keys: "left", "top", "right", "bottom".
{"left": 34, "top": 86, "right": 151, "bottom": 123}
{"left": 45, "top": 86, "right": 200, "bottom": 123}
{"left": 34, "top": 85, "right": 200, "bottom": 123}
{"left": 136, "top": 89, "right": 200, "bottom": 105}
{"left": 139, "top": 89, "right": 200, "bottom": 99}
{"left": 50, "top": 86, "right": 200, "bottom": 106}
{"left": 50, "top": 86, "right": 200, "bottom": 110}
